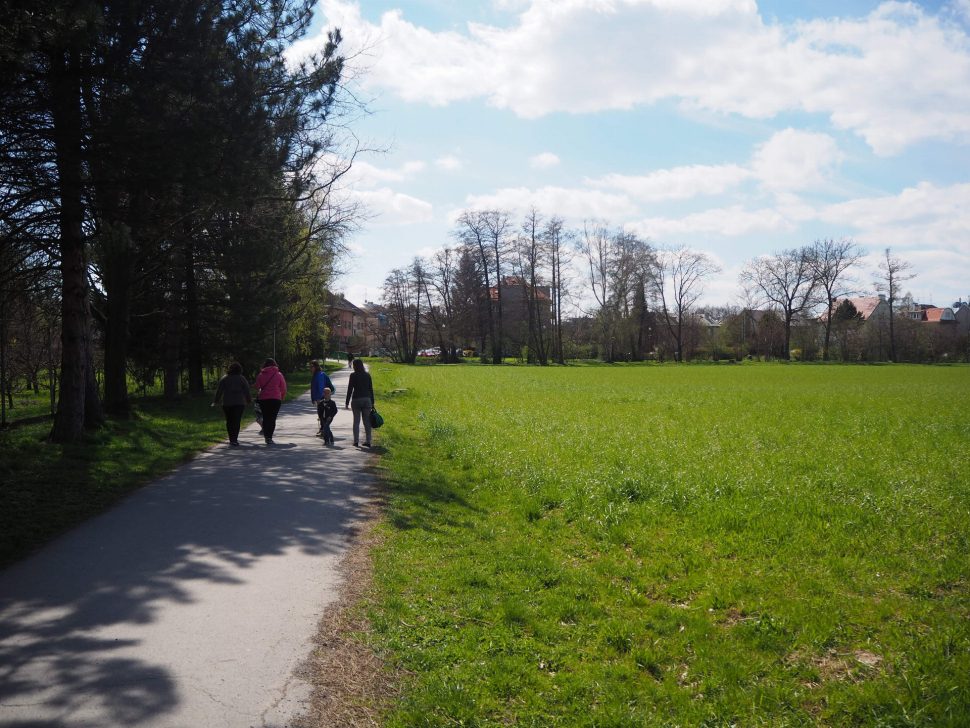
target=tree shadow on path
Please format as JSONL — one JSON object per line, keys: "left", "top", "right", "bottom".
{"left": 0, "top": 394, "right": 371, "bottom": 726}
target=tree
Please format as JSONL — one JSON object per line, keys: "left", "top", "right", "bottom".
{"left": 874, "top": 248, "right": 916, "bottom": 363}
{"left": 740, "top": 248, "right": 817, "bottom": 360}
{"left": 831, "top": 299, "right": 863, "bottom": 361}
{"left": 454, "top": 211, "right": 495, "bottom": 362}
{"left": 381, "top": 261, "right": 423, "bottom": 364}
{"left": 651, "top": 246, "right": 720, "bottom": 362}
{"left": 543, "top": 216, "right": 573, "bottom": 365}
{"left": 807, "top": 238, "right": 862, "bottom": 360}
{"left": 513, "top": 208, "right": 549, "bottom": 365}
{"left": 480, "top": 210, "right": 514, "bottom": 363}
{"left": 425, "top": 246, "right": 460, "bottom": 363}
{"left": 451, "top": 246, "right": 487, "bottom": 356}
{"left": 0, "top": 0, "right": 355, "bottom": 436}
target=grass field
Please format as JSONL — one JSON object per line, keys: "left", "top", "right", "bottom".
{"left": 367, "top": 363, "right": 970, "bottom": 727}
{"left": 0, "top": 367, "right": 330, "bottom": 568}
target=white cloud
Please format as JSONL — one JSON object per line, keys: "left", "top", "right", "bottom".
{"left": 591, "top": 128, "right": 841, "bottom": 200}
{"left": 456, "top": 185, "right": 637, "bottom": 221}
{"left": 591, "top": 164, "right": 753, "bottom": 201}
{"left": 349, "top": 159, "right": 426, "bottom": 188}
{"left": 529, "top": 152, "right": 560, "bottom": 168}
{"left": 354, "top": 188, "right": 434, "bottom": 225}
{"left": 819, "top": 181, "right": 970, "bottom": 255}
{"left": 435, "top": 155, "right": 463, "bottom": 170}
{"left": 751, "top": 128, "right": 844, "bottom": 192}
{"left": 342, "top": 283, "right": 382, "bottom": 304}
{"left": 294, "top": 0, "right": 970, "bottom": 154}
{"left": 630, "top": 206, "right": 794, "bottom": 237}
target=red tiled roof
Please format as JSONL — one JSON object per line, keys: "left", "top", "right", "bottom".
{"left": 830, "top": 297, "right": 884, "bottom": 321}
{"left": 924, "top": 307, "right": 952, "bottom": 322}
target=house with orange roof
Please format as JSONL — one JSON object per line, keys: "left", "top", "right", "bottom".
{"left": 828, "top": 296, "right": 890, "bottom": 323}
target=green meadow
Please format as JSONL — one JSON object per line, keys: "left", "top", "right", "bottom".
{"left": 368, "top": 363, "right": 970, "bottom": 727}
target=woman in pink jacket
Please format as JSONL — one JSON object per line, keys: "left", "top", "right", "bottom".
{"left": 253, "top": 358, "right": 287, "bottom": 445}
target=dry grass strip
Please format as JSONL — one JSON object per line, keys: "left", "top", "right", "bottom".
{"left": 295, "top": 484, "right": 400, "bottom": 728}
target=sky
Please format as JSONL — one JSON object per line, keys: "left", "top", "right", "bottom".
{"left": 289, "top": 0, "right": 970, "bottom": 308}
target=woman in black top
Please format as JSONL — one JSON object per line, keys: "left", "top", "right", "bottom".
{"left": 212, "top": 362, "right": 252, "bottom": 446}
{"left": 345, "top": 358, "right": 375, "bottom": 447}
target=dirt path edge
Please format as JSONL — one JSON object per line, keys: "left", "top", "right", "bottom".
{"left": 293, "top": 478, "right": 400, "bottom": 728}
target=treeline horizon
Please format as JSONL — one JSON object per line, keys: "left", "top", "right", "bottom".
{"left": 376, "top": 207, "right": 968, "bottom": 365}
{"left": 0, "top": 1, "right": 358, "bottom": 439}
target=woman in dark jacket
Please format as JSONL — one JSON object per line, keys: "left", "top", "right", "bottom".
{"left": 345, "top": 358, "right": 374, "bottom": 447}
{"left": 212, "top": 362, "right": 252, "bottom": 446}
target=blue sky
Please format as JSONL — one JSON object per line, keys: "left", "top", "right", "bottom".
{"left": 292, "top": 0, "right": 970, "bottom": 307}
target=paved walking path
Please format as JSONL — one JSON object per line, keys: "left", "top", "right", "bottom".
{"left": 0, "top": 364, "right": 374, "bottom": 727}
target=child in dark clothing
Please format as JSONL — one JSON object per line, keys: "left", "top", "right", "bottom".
{"left": 318, "top": 388, "right": 338, "bottom": 444}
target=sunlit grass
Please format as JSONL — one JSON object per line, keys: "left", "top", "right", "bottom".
{"left": 369, "top": 363, "right": 970, "bottom": 727}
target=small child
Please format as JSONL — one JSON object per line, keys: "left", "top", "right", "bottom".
{"left": 318, "top": 388, "right": 338, "bottom": 444}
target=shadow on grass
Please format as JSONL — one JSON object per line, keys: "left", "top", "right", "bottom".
{"left": 0, "top": 387, "right": 367, "bottom": 726}
{"left": 379, "top": 440, "right": 483, "bottom": 536}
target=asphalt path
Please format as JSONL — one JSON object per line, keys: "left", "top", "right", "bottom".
{"left": 0, "top": 363, "right": 375, "bottom": 727}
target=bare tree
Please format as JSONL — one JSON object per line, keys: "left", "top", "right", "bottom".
{"left": 577, "top": 222, "right": 654, "bottom": 362}
{"left": 454, "top": 210, "right": 513, "bottom": 362}
{"left": 874, "top": 248, "right": 916, "bottom": 363}
{"left": 652, "top": 246, "right": 721, "bottom": 361}
{"left": 739, "top": 247, "right": 817, "bottom": 360}
{"left": 381, "top": 261, "right": 423, "bottom": 364}
{"left": 426, "top": 246, "right": 459, "bottom": 362}
{"left": 512, "top": 208, "right": 550, "bottom": 365}
{"left": 577, "top": 221, "right": 620, "bottom": 362}
{"left": 807, "top": 238, "right": 862, "bottom": 360}
{"left": 543, "top": 216, "right": 573, "bottom": 365}
{"left": 480, "top": 209, "right": 515, "bottom": 363}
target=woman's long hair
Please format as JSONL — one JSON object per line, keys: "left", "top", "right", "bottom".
{"left": 352, "top": 358, "right": 365, "bottom": 374}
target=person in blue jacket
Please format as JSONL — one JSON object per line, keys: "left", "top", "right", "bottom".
{"left": 310, "top": 360, "right": 337, "bottom": 437}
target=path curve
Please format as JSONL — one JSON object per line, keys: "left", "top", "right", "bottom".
{"left": 0, "top": 363, "right": 375, "bottom": 727}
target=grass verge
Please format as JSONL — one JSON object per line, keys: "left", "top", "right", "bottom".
{"left": 0, "top": 367, "right": 327, "bottom": 568}
{"left": 366, "top": 363, "right": 970, "bottom": 727}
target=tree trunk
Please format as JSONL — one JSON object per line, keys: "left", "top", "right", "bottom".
{"left": 0, "top": 315, "right": 6, "bottom": 427}
{"left": 163, "top": 245, "right": 185, "bottom": 399}
{"left": 822, "top": 300, "right": 833, "bottom": 361}
{"left": 84, "top": 302, "right": 104, "bottom": 428}
{"left": 102, "top": 256, "right": 133, "bottom": 414}
{"left": 888, "top": 302, "right": 897, "bottom": 363}
{"left": 185, "top": 241, "right": 205, "bottom": 393}
{"left": 493, "top": 260, "right": 504, "bottom": 365}
{"left": 51, "top": 49, "right": 93, "bottom": 442}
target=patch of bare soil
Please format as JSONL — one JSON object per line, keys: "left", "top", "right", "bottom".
{"left": 293, "top": 486, "right": 399, "bottom": 728}
{"left": 786, "top": 648, "right": 885, "bottom": 685}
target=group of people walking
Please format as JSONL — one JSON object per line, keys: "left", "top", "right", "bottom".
{"left": 211, "top": 356, "right": 376, "bottom": 447}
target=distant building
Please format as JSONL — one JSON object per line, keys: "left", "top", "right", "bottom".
{"left": 951, "top": 300, "right": 970, "bottom": 335}
{"left": 831, "top": 296, "right": 891, "bottom": 322}
{"left": 487, "top": 277, "right": 553, "bottom": 351}
{"left": 328, "top": 295, "right": 367, "bottom": 352}
{"left": 922, "top": 307, "right": 958, "bottom": 327}
{"left": 488, "top": 277, "right": 552, "bottom": 321}
{"left": 357, "top": 300, "right": 388, "bottom": 355}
